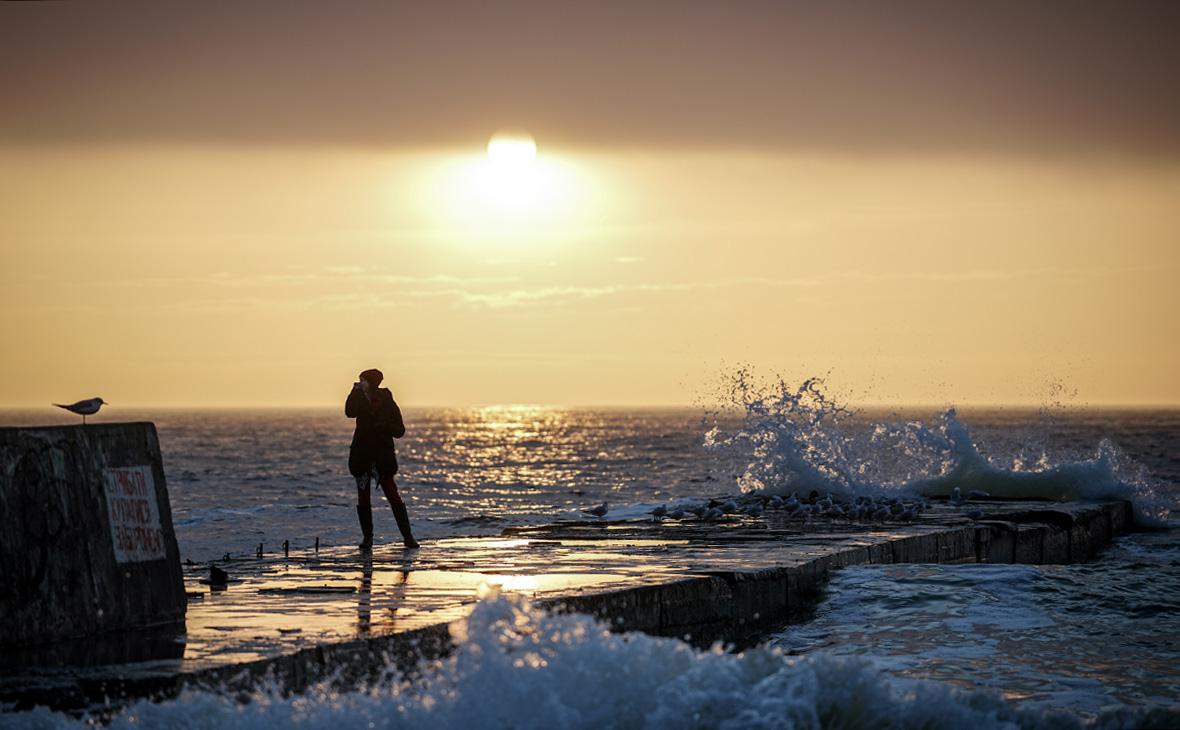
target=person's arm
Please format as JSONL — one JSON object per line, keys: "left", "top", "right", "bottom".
{"left": 373, "top": 390, "right": 407, "bottom": 438}
{"left": 388, "top": 399, "right": 406, "bottom": 439}
{"left": 345, "top": 383, "right": 370, "bottom": 418}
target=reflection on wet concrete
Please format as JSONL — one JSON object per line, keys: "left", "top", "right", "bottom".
{"left": 356, "top": 553, "right": 372, "bottom": 635}
{"left": 172, "top": 506, "right": 982, "bottom": 671}
{"left": 179, "top": 540, "right": 653, "bottom": 669}
{"left": 0, "top": 500, "right": 1125, "bottom": 698}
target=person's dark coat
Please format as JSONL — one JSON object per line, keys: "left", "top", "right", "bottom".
{"left": 346, "top": 386, "right": 405, "bottom": 478}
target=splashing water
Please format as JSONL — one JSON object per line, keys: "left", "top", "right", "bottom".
{"left": 8, "top": 590, "right": 1175, "bottom": 730}
{"left": 703, "top": 372, "right": 1174, "bottom": 526}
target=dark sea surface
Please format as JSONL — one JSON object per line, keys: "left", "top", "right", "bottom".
{"left": 2, "top": 404, "right": 1177, "bottom": 727}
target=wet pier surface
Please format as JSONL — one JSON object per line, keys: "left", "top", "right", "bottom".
{"left": 1, "top": 499, "right": 1131, "bottom": 711}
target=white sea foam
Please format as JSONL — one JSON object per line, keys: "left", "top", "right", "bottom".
{"left": 703, "top": 373, "right": 1174, "bottom": 526}
{"left": 8, "top": 590, "right": 1172, "bottom": 729}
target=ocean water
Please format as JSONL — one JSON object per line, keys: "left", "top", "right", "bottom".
{"left": 2, "top": 406, "right": 735, "bottom": 561}
{"left": 2, "top": 394, "right": 1178, "bottom": 727}
{"left": 772, "top": 535, "right": 1180, "bottom": 722}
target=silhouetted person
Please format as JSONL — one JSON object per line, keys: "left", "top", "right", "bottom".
{"left": 346, "top": 369, "right": 418, "bottom": 549}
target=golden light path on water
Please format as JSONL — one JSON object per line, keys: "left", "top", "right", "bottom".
{"left": 420, "top": 406, "right": 597, "bottom": 516}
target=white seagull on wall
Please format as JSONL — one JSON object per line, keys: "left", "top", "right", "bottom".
{"left": 53, "top": 397, "right": 108, "bottom": 424}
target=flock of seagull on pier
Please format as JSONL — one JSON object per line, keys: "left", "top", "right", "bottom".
{"left": 584, "top": 486, "right": 991, "bottom": 524}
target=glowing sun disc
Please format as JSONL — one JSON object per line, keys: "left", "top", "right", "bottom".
{"left": 487, "top": 132, "right": 537, "bottom": 168}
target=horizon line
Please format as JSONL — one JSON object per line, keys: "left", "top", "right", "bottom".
{"left": 4, "top": 401, "right": 1180, "bottom": 411}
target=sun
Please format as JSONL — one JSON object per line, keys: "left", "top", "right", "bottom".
{"left": 477, "top": 131, "right": 544, "bottom": 215}
{"left": 463, "top": 130, "right": 560, "bottom": 219}
{"left": 424, "top": 129, "right": 592, "bottom": 240}
{"left": 487, "top": 132, "right": 537, "bottom": 168}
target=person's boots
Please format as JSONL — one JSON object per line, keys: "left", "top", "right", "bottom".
{"left": 390, "top": 503, "right": 419, "bottom": 548}
{"left": 357, "top": 504, "right": 373, "bottom": 549}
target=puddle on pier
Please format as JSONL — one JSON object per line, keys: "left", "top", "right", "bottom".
{"left": 182, "top": 551, "right": 643, "bottom": 667}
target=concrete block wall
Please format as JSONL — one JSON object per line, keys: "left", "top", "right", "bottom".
{"left": 0, "top": 424, "right": 186, "bottom": 647}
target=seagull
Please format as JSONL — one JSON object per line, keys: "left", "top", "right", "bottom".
{"left": 582, "top": 502, "right": 609, "bottom": 517}
{"left": 650, "top": 504, "right": 668, "bottom": 518}
{"left": 53, "top": 397, "right": 108, "bottom": 424}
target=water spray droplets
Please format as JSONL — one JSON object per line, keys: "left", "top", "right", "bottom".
{"left": 700, "top": 372, "right": 1173, "bottom": 526}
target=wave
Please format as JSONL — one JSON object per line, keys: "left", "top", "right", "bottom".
{"left": 703, "top": 373, "right": 1174, "bottom": 526}
{"left": 7, "top": 590, "right": 1173, "bottom": 729}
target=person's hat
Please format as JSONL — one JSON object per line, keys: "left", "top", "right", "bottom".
{"left": 359, "top": 368, "right": 384, "bottom": 386}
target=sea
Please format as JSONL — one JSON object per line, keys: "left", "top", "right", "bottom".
{"left": 2, "top": 384, "right": 1178, "bottom": 729}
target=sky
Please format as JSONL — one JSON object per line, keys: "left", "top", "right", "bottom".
{"left": 2, "top": 1, "right": 1178, "bottom": 408}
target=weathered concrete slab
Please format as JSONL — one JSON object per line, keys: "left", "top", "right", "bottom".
{"left": 1107, "top": 501, "right": 1132, "bottom": 534}
{"left": 1043, "top": 523, "right": 1071, "bottom": 563}
{"left": 0, "top": 424, "right": 186, "bottom": 648}
{"left": 1014, "top": 524, "right": 1047, "bottom": 564}
{"left": 978, "top": 521, "right": 1015, "bottom": 563}
{"left": 0, "top": 498, "right": 1133, "bottom": 713}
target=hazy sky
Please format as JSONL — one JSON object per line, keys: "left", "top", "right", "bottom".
{"left": 2, "top": 2, "right": 1178, "bottom": 407}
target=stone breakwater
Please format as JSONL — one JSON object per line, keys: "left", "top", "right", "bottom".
{"left": 0, "top": 499, "right": 1132, "bottom": 714}
{"left": 541, "top": 500, "right": 1131, "bottom": 642}
{"left": 0, "top": 424, "right": 186, "bottom": 648}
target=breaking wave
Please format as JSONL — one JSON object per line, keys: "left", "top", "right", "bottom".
{"left": 703, "top": 372, "right": 1173, "bottom": 526}
{"left": 8, "top": 590, "right": 1174, "bottom": 729}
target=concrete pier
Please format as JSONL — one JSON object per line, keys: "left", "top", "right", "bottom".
{"left": 0, "top": 498, "right": 1132, "bottom": 713}
{"left": 0, "top": 424, "right": 186, "bottom": 648}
